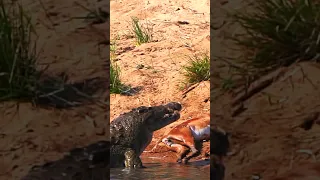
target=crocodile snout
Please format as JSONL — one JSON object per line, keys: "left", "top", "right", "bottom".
{"left": 165, "top": 102, "right": 182, "bottom": 111}
{"left": 163, "top": 102, "right": 182, "bottom": 119}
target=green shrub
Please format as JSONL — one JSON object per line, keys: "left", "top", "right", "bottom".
{"left": 182, "top": 54, "right": 210, "bottom": 86}
{"left": 131, "top": 17, "right": 152, "bottom": 45}
{"left": 110, "top": 62, "right": 129, "bottom": 94}
{"left": 230, "top": 0, "right": 320, "bottom": 72}
{"left": 0, "top": 1, "right": 40, "bottom": 101}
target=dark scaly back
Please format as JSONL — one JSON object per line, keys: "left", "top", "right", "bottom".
{"left": 110, "top": 106, "right": 152, "bottom": 145}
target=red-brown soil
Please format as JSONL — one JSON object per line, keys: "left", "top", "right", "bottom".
{"left": 212, "top": 0, "right": 320, "bottom": 179}
{"left": 0, "top": 0, "right": 108, "bottom": 179}
{"left": 110, "top": 0, "right": 210, "bottom": 164}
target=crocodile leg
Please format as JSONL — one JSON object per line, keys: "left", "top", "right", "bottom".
{"left": 124, "top": 148, "right": 144, "bottom": 168}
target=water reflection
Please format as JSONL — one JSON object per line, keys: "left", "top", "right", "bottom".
{"left": 110, "top": 158, "right": 210, "bottom": 180}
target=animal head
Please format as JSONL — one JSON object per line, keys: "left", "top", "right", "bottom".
{"left": 134, "top": 102, "right": 182, "bottom": 131}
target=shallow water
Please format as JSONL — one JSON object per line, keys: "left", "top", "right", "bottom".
{"left": 110, "top": 157, "right": 210, "bottom": 180}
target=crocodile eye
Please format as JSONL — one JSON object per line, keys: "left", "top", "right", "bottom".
{"left": 137, "top": 109, "right": 144, "bottom": 113}
{"left": 135, "top": 106, "right": 149, "bottom": 113}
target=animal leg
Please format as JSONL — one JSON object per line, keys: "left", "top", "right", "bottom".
{"left": 163, "top": 128, "right": 199, "bottom": 164}
{"left": 180, "top": 134, "right": 199, "bottom": 164}
{"left": 124, "top": 149, "right": 144, "bottom": 168}
{"left": 160, "top": 137, "right": 190, "bottom": 163}
{"left": 170, "top": 143, "right": 190, "bottom": 163}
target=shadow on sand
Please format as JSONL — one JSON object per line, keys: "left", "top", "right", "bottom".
{"left": 33, "top": 75, "right": 107, "bottom": 109}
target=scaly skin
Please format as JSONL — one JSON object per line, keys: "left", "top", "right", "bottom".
{"left": 21, "top": 102, "right": 182, "bottom": 179}
{"left": 110, "top": 102, "right": 182, "bottom": 168}
{"left": 124, "top": 149, "right": 142, "bottom": 168}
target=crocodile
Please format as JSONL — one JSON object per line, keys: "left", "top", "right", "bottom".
{"left": 21, "top": 102, "right": 182, "bottom": 179}
{"left": 110, "top": 102, "right": 182, "bottom": 168}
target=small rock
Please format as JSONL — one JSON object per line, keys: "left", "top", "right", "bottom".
{"left": 251, "top": 174, "right": 261, "bottom": 180}
{"left": 136, "top": 64, "right": 144, "bottom": 69}
{"left": 177, "top": 21, "right": 189, "bottom": 25}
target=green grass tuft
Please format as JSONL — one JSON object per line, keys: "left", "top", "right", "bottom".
{"left": 110, "top": 37, "right": 118, "bottom": 60}
{"left": 230, "top": 0, "right": 320, "bottom": 73}
{"left": 0, "top": 2, "right": 102, "bottom": 108}
{"left": 110, "top": 62, "right": 129, "bottom": 94}
{"left": 182, "top": 54, "right": 210, "bottom": 87}
{"left": 0, "top": 1, "right": 40, "bottom": 101}
{"left": 131, "top": 17, "right": 152, "bottom": 46}
{"left": 221, "top": 77, "right": 235, "bottom": 91}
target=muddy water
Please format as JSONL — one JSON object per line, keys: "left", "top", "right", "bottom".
{"left": 110, "top": 157, "right": 210, "bottom": 180}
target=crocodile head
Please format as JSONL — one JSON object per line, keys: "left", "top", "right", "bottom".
{"left": 141, "top": 102, "right": 182, "bottom": 131}
{"left": 110, "top": 102, "right": 182, "bottom": 168}
{"left": 110, "top": 102, "right": 182, "bottom": 146}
